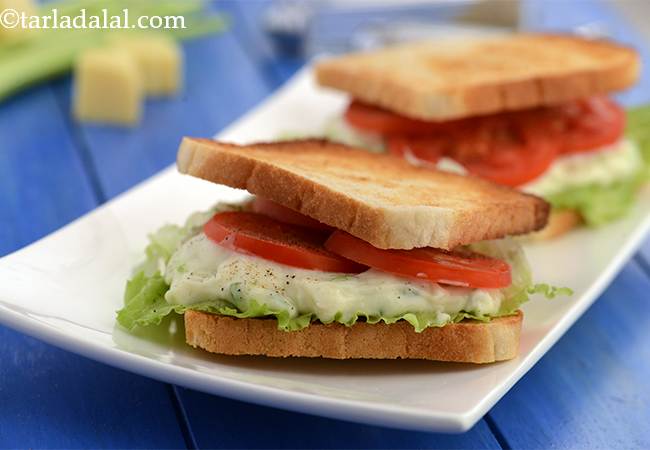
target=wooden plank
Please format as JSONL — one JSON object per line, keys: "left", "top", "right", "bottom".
{"left": 488, "top": 262, "right": 650, "bottom": 449}
{"left": 177, "top": 387, "right": 502, "bottom": 449}
{"left": 0, "top": 87, "right": 97, "bottom": 255}
{"left": 0, "top": 85, "right": 186, "bottom": 448}
{"left": 0, "top": 327, "right": 188, "bottom": 448}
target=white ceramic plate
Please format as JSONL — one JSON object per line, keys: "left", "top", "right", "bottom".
{"left": 2, "top": 68, "right": 650, "bottom": 433}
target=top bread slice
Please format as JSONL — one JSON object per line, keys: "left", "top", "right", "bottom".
{"left": 177, "top": 138, "right": 548, "bottom": 250}
{"left": 315, "top": 33, "right": 640, "bottom": 121}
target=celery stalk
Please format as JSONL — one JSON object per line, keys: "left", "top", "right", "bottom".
{"left": 0, "top": 0, "right": 227, "bottom": 101}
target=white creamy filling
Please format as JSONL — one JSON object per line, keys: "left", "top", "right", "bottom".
{"left": 164, "top": 233, "right": 504, "bottom": 325}
{"left": 522, "top": 139, "right": 641, "bottom": 197}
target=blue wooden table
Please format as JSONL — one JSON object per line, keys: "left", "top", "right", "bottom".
{"left": 2, "top": 1, "right": 650, "bottom": 448}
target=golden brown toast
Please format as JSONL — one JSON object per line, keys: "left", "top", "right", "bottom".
{"left": 315, "top": 34, "right": 640, "bottom": 121}
{"left": 177, "top": 138, "right": 549, "bottom": 250}
{"left": 185, "top": 310, "right": 523, "bottom": 363}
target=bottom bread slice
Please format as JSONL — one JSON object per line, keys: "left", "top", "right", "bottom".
{"left": 184, "top": 310, "right": 523, "bottom": 363}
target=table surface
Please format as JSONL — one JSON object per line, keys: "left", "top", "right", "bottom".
{"left": 2, "top": 1, "right": 650, "bottom": 448}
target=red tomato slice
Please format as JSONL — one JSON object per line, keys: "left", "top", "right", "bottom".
{"left": 388, "top": 114, "right": 557, "bottom": 186}
{"left": 552, "top": 96, "right": 625, "bottom": 154}
{"left": 204, "top": 212, "right": 366, "bottom": 273}
{"left": 345, "top": 100, "right": 448, "bottom": 135}
{"left": 324, "top": 231, "right": 511, "bottom": 289}
{"left": 251, "top": 197, "right": 332, "bottom": 231}
{"left": 454, "top": 116, "right": 558, "bottom": 187}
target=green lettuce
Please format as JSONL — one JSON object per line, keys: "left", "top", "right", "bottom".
{"left": 627, "top": 104, "right": 650, "bottom": 171}
{"left": 547, "top": 173, "right": 645, "bottom": 226}
{"left": 545, "top": 104, "right": 650, "bottom": 226}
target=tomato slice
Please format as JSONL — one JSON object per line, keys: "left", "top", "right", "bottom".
{"left": 204, "top": 212, "right": 366, "bottom": 273}
{"left": 250, "top": 197, "right": 332, "bottom": 231}
{"left": 324, "top": 231, "right": 511, "bottom": 289}
{"left": 388, "top": 114, "right": 557, "bottom": 186}
{"left": 552, "top": 96, "right": 625, "bottom": 154}
{"left": 345, "top": 100, "right": 448, "bottom": 135}
{"left": 453, "top": 115, "right": 558, "bottom": 187}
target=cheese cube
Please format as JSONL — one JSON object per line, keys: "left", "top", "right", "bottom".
{"left": 111, "top": 34, "right": 182, "bottom": 96}
{"left": 0, "top": 0, "right": 37, "bottom": 43}
{"left": 73, "top": 48, "right": 143, "bottom": 126}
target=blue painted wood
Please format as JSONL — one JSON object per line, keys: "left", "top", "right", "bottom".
{"left": 0, "top": 86, "right": 96, "bottom": 256}
{"left": 488, "top": 262, "right": 650, "bottom": 449}
{"left": 0, "top": 85, "right": 187, "bottom": 448}
{"left": 0, "top": 327, "right": 187, "bottom": 448}
{"left": 177, "top": 388, "right": 501, "bottom": 449}
{"left": 227, "top": 0, "right": 304, "bottom": 87}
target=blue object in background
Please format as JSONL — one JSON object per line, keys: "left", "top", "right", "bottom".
{"left": 1, "top": 0, "right": 650, "bottom": 448}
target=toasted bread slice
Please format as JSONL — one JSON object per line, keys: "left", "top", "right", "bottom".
{"left": 177, "top": 138, "right": 549, "bottom": 250}
{"left": 185, "top": 310, "right": 523, "bottom": 363}
{"left": 315, "top": 34, "right": 640, "bottom": 121}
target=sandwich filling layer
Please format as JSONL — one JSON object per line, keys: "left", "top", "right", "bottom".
{"left": 522, "top": 139, "right": 641, "bottom": 197}
{"left": 117, "top": 204, "right": 567, "bottom": 332}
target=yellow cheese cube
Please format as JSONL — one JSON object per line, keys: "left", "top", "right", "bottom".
{"left": 0, "top": 0, "right": 37, "bottom": 43}
{"left": 111, "top": 34, "right": 183, "bottom": 96}
{"left": 73, "top": 48, "right": 143, "bottom": 126}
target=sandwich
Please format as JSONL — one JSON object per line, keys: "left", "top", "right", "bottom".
{"left": 117, "top": 138, "right": 569, "bottom": 363}
{"left": 315, "top": 34, "right": 650, "bottom": 238}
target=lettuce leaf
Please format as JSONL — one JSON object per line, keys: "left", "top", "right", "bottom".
{"left": 627, "top": 104, "right": 650, "bottom": 172}
{"left": 547, "top": 172, "right": 645, "bottom": 226}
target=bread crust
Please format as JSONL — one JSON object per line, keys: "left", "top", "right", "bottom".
{"left": 184, "top": 310, "right": 523, "bottom": 363}
{"left": 530, "top": 208, "right": 582, "bottom": 240}
{"left": 315, "top": 34, "right": 640, "bottom": 121}
{"left": 177, "top": 138, "right": 549, "bottom": 250}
